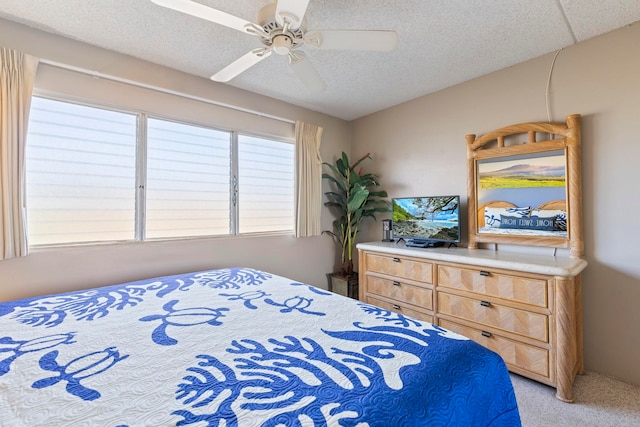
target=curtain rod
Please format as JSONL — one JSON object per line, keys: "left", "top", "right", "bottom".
{"left": 39, "top": 59, "right": 296, "bottom": 125}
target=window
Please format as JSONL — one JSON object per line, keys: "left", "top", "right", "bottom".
{"left": 26, "top": 97, "right": 137, "bottom": 245}
{"left": 25, "top": 97, "right": 295, "bottom": 246}
{"left": 238, "top": 135, "right": 295, "bottom": 233}
{"left": 146, "top": 118, "right": 231, "bottom": 239}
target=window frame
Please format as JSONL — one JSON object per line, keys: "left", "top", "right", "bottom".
{"left": 235, "top": 131, "right": 296, "bottom": 236}
{"left": 26, "top": 95, "right": 296, "bottom": 248}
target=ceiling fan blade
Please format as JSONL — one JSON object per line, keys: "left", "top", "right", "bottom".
{"left": 275, "top": 0, "right": 310, "bottom": 30}
{"left": 304, "top": 30, "right": 398, "bottom": 51}
{"left": 211, "top": 48, "right": 272, "bottom": 82}
{"left": 150, "top": 0, "right": 255, "bottom": 33}
{"left": 289, "top": 51, "right": 326, "bottom": 93}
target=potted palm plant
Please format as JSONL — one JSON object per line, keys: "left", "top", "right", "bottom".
{"left": 323, "top": 152, "right": 389, "bottom": 298}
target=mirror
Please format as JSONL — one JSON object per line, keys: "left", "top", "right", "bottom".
{"left": 466, "top": 114, "right": 584, "bottom": 258}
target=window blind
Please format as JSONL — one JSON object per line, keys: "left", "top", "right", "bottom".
{"left": 146, "top": 118, "right": 231, "bottom": 239}
{"left": 25, "top": 97, "right": 137, "bottom": 245}
{"left": 25, "top": 97, "right": 295, "bottom": 246}
{"left": 237, "top": 135, "right": 294, "bottom": 233}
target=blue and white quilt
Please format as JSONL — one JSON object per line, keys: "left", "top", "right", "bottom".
{"left": 0, "top": 268, "right": 521, "bottom": 426}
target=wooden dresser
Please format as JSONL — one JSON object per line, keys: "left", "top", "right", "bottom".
{"left": 357, "top": 241, "right": 587, "bottom": 402}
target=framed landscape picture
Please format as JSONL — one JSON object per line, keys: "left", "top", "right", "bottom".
{"left": 478, "top": 152, "right": 566, "bottom": 190}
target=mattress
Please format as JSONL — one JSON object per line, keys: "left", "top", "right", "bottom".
{"left": 0, "top": 267, "right": 521, "bottom": 426}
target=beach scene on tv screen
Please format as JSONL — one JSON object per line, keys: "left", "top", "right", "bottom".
{"left": 393, "top": 196, "right": 459, "bottom": 241}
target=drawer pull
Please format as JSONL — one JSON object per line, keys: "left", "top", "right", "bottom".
{"left": 480, "top": 300, "right": 491, "bottom": 307}
{"left": 392, "top": 281, "right": 401, "bottom": 286}
{"left": 392, "top": 257, "right": 401, "bottom": 263}
{"left": 392, "top": 304, "right": 401, "bottom": 310}
{"left": 481, "top": 330, "right": 493, "bottom": 338}
{"left": 479, "top": 270, "right": 490, "bottom": 276}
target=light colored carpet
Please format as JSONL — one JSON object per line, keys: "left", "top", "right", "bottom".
{"left": 511, "top": 372, "right": 640, "bottom": 426}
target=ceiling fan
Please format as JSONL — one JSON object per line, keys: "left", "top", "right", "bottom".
{"left": 150, "top": 0, "right": 398, "bottom": 92}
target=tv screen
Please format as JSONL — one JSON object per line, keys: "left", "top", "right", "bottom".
{"left": 392, "top": 196, "right": 460, "bottom": 247}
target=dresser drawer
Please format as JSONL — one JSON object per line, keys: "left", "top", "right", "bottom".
{"left": 439, "top": 319, "right": 550, "bottom": 378}
{"left": 438, "top": 265, "right": 548, "bottom": 308}
{"left": 366, "top": 296, "right": 434, "bottom": 324}
{"left": 437, "top": 292, "right": 548, "bottom": 342}
{"left": 366, "top": 276, "right": 433, "bottom": 310}
{"left": 364, "top": 253, "right": 433, "bottom": 283}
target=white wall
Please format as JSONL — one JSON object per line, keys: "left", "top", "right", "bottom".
{"left": 0, "top": 19, "right": 350, "bottom": 300}
{"left": 351, "top": 23, "right": 640, "bottom": 386}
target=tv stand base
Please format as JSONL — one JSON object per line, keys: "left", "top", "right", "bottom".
{"left": 405, "top": 241, "right": 444, "bottom": 248}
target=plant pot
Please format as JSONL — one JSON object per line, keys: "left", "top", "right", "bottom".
{"left": 327, "top": 273, "right": 359, "bottom": 299}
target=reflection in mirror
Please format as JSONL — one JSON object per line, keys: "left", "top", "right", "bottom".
{"left": 477, "top": 150, "right": 567, "bottom": 237}
{"left": 466, "top": 114, "right": 584, "bottom": 258}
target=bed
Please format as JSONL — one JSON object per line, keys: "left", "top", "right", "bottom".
{"left": 0, "top": 267, "right": 521, "bottom": 426}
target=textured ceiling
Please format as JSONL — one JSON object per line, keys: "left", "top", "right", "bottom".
{"left": 1, "top": 0, "right": 639, "bottom": 120}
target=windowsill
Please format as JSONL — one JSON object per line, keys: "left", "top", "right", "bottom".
{"left": 28, "top": 230, "right": 295, "bottom": 252}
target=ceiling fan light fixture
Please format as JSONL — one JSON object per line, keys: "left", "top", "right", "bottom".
{"left": 272, "top": 34, "right": 293, "bottom": 55}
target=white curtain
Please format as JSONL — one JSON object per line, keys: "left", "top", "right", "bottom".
{"left": 0, "top": 48, "right": 39, "bottom": 259}
{"left": 294, "top": 120, "right": 323, "bottom": 237}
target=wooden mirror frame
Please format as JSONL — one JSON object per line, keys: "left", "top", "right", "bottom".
{"left": 466, "top": 114, "right": 584, "bottom": 258}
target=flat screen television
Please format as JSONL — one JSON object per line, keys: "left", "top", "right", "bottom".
{"left": 391, "top": 195, "right": 460, "bottom": 247}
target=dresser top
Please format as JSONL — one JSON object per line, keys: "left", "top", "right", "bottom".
{"left": 357, "top": 242, "right": 588, "bottom": 277}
